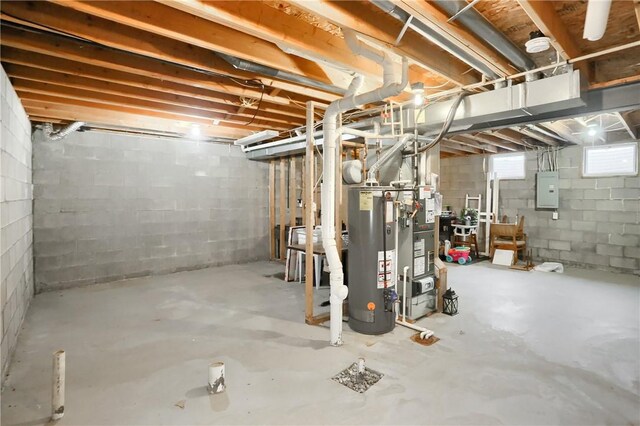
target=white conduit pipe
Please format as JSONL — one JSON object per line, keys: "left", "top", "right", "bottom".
{"left": 396, "top": 266, "right": 434, "bottom": 339}
{"left": 324, "top": 29, "right": 408, "bottom": 346}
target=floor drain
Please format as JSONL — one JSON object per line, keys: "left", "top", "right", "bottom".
{"left": 332, "top": 359, "right": 383, "bottom": 393}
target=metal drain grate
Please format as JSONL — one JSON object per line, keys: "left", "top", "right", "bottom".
{"left": 332, "top": 361, "right": 383, "bottom": 393}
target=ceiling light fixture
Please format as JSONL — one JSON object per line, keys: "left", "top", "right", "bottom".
{"left": 411, "top": 82, "right": 425, "bottom": 106}
{"left": 525, "top": 31, "right": 551, "bottom": 53}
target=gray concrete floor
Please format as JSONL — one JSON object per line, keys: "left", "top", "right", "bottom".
{"left": 2, "top": 261, "right": 639, "bottom": 425}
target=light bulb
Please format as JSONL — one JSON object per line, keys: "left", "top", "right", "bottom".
{"left": 414, "top": 93, "right": 424, "bottom": 106}
{"left": 587, "top": 128, "right": 597, "bottom": 136}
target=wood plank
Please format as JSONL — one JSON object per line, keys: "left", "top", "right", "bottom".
{"left": 19, "top": 94, "right": 251, "bottom": 138}
{"left": 0, "top": 26, "right": 314, "bottom": 113}
{"left": 5, "top": 64, "right": 302, "bottom": 125}
{"left": 468, "top": 133, "right": 519, "bottom": 152}
{"left": 305, "top": 102, "right": 315, "bottom": 323}
{"left": 157, "top": 0, "right": 383, "bottom": 84}
{"left": 46, "top": 0, "right": 333, "bottom": 87}
{"left": 279, "top": 157, "right": 287, "bottom": 261}
{"left": 0, "top": 2, "right": 337, "bottom": 102}
{"left": 289, "top": 157, "right": 297, "bottom": 228}
{"left": 12, "top": 78, "right": 290, "bottom": 131}
{"left": 492, "top": 129, "right": 530, "bottom": 146}
{"left": 22, "top": 103, "right": 247, "bottom": 139}
{"left": 287, "top": 0, "right": 480, "bottom": 86}
{"left": 537, "top": 122, "right": 583, "bottom": 145}
{"left": 269, "top": 161, "right": 276, "bottom": 260}
{"left": 448, "top": 136, "right": 497, "bottom": 153}
{"left": 441, "top": 139, "right": 484, "bottom": 155}
{"left": 516, "top": 127, "right": 559, "bottom": 146}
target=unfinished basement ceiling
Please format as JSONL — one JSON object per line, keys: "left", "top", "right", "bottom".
{"left": 0, "top": 0, "right": 638, "bottom": 154}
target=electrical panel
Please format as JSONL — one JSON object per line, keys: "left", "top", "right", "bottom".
{"left": 536, "top": 171, "right": 559, "bottom": 209}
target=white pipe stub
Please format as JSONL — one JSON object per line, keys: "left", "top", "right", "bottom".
{"left": 208, "top": 361, "right": 226, "bottom": 394}
{"left": 51, "top": 350, "right": 65, "bottom": 421}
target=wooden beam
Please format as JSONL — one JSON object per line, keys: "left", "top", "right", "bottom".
{"left": 615, "top": 111, "right": 639, "bottom": 139}
{"left": 635, "top": 0, "right": 640, "bottom": 32}
{"left": 516, "top": 128, "right": 559, "bottom": 146}
{"left": 589, "top": 74, "right": 640, "bottom": 90}
{"left": 287, "top": 0, "right": 480, "bottom": 86}
{"left": 448, "top": 135, "right": 497, "bottom": 153}
{"left": 43, "top": 0, "right": 333, "bottom": 86}
{"left": 22, "top": 102, "right": 247, "bottom": 139}
{"left": 468, "top": 133, "right": 519, "bottom": 152}
{"left": 157, "top": 0, "right": 383, "bottom": 85}
{"left": 440, "top": 145, "right": 471, "bottom": 156}
{"left": 269, "top": 161, "right": 276, "bottom": 260}
{"left": 441, "top": 138, "right": 484, "bottom": 155}
{"left": 516, "top": 0, "right": 582, "bottom": 60}
{"left": 279, "top": 158, "right": 287, "bottom": 261}
{"left": 492, "top": 129, "right": 530, "bottom": 146}
{"left": 396, "top": 0, "right": 515, "bottom": 76}
{"left": 12, "top": 78, "right": 290, "bottom": 131}
{"left": 289, "top": 158, "right": 297, "bottom": 228}
{"left": 0, "top": 25, "right": 312, "bottom": 110}
{"left": 19, "top": 93, "right": 252, "bottom": 138}
{"left": 0, "top": 2, "right": 337, "bottom": 102}
{"left": 538, "top": 122, "right": 583, "bottom": 145}
{"left": 6, "top": 67, "right": 302, "bottom": 126}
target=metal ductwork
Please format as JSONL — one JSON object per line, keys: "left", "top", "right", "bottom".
{"left": 42, "top": 122, "right": 85, "bottom": 141}
{"left": 371, "top": 0, "right": 501, "bottom": 79}
{"left": 431, "top": 0, "right": 537, "bottom": 73}
{"left": 216, "top": 53, "right": 347, "bottom": 96}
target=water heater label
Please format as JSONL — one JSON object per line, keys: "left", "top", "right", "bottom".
{"left": 359, "top": 191, "right": 373, "bottom": 211}
{"left": 377, "top": 249, "right": 396, "bottom": 289}
{"left": 414, "top": 256, "right": 425, "bottom": 276}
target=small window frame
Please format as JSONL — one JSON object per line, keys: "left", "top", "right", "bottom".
{"left": 489, "top": 152, "right": 526, "bottom": 181}
{"left": 582, "top": 142, "right": 638, "bottom": 178}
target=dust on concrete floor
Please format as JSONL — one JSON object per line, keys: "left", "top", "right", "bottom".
{"left": 2, "top": 261, "right": 639, "bottom": 425}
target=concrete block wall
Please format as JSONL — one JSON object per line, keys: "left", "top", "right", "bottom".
{"left": 440, "top": 143, "right": 639, "bottom": 274}
{"left": 33, "top": 130, "right": 270, "bottom": 291}
{"left": 1, "top": 66, "right": 34, "bottom": 376}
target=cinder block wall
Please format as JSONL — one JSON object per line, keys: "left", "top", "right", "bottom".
{"left": 1, "top": 66, "right": 34, "bottom": 376}
{"left": 440, "top": 143, "right": 639, "bottom": 273}
{"left": 33, "top": 130, "right": 269, "bottom": 292}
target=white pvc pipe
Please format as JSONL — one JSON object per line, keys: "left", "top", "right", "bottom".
{"left": 396, "top": 266, "right": 434, "bottom": 339}
{"left": 583, "top": 0, "right": 612, "bottom": 41}
{"left": 323, "top": 29, "right": 408, "bottom": 346}
{"left": 208, "top": 362, "right": 225, "bottom": 394}
{"left": 51, "top": 350, "right": 65, "bottom": 421}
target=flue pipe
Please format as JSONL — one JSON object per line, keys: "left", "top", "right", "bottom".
{"left": 42, "top": 122, "right": 85, "bottom": 141}
{"left": 366, "top": 133, "right": 414, "bottom": 183}
{"left": 323, "top": 29, "right": 408, "bottom": 346}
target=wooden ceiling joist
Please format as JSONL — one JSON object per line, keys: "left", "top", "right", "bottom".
{"left": 287, "top": 0, "right": 480, "bottom": 86}
{"left": 0, "top": 1, "right": 339, "bottom": 103}
{"left": 467, "top": 133, "right": 519, "bottom": 152}
{"left": 394, "top": 0, "right": 515, "bottom": 76}
{"left": 4, "top": 65, "right": 303, "bottom": 127}
{"left": 12, "top": 79, "right": 296, "bottom": 131}
{"left": 20, "top": 95, "right": 256, "bottom": 139}
{"left": 515, "top": 127, "right": 560, "bottom": 146}
{"left": 156, "top": 0, "right": 384, "bottom": 84}
{"left": 44, "top": 0, "right": 333, "bottom": 85}
{"left": 448, "top": 135, "right": 497, "bottom": 153}
{"left": 516, "top": 0, "right": 582, "bottom": 61}
{"left": 0, "top": 48, "right": 312, "bottom": 125}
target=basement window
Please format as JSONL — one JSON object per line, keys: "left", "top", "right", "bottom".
{"left": 583, "top": 143, "right": 638, "bottom": 177}
{"left": 489, "top": 152, "right": 526, "bottom": 180}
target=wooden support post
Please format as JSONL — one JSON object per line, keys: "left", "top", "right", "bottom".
{"left": 269, "top": 160, "right": 276, "bottom": 260}
{"left": 289, "top": 157, "right": 297, "bottom": 227}
{"left": 279, "top": 157, "right": 286, "bottom": 261}
{"left": 301, "top": 156, "right": 306, "bottom": 225}
{"left": 304, "top": 102, "right": 315, "bottom": 323}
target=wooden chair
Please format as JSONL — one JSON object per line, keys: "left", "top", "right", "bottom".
{"left": 490, "top": 220, "right": 527, "bottom": 264}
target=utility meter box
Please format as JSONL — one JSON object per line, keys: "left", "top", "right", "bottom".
{"left": 536, "top": 171, "right": 559, "bottom": 209}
